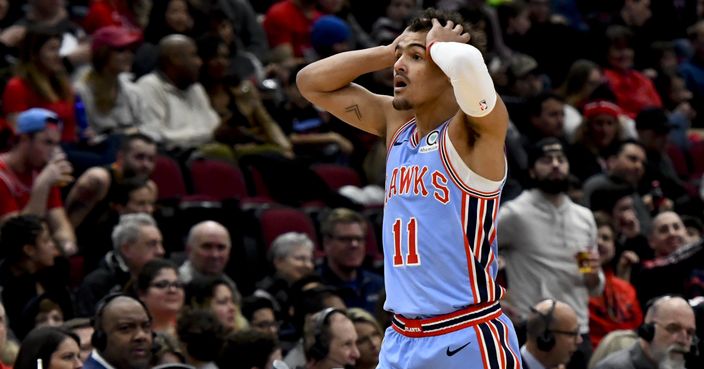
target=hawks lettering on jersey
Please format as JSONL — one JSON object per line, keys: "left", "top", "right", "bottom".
{"left": 385, "top": 165, "right": 450, "bottom": 205}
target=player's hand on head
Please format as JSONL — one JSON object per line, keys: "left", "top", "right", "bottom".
{"left": 426, "top": 18, "right": 470, "bottom": 47}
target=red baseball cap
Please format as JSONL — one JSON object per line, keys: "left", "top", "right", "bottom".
{"left": 91, "top": 26, "right": 142, "bottom": 52}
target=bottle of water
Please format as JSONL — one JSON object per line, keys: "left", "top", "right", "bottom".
{"left": 74, "top": 94, "right": 88, "bottom": 141}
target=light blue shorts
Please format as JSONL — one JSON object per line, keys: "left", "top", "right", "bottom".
{"left": 378, "top": 310, "right": 522, "bottom": 369}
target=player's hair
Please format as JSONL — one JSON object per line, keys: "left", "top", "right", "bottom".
{"left": 406, "top": 8, "right": 486, "bottom": 52}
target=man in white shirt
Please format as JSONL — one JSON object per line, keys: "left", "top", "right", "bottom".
{"left": 137, "top": 35, "right": 219, "bottom": 151}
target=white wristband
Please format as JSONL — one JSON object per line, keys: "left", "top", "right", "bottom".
{"left": 429, "top": 42, "right": 497, "bottom": 117}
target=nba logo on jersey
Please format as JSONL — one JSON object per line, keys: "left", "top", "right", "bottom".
{"left": 479, "top": 99, "right": 488, "bottom": 111}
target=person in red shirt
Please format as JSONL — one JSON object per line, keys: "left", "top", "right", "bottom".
{"left": 0, "top": 108, "right": 76, "bottom": 255}
{"left": 2, "top": 27, "right": 77, "bottom": 143}
{"left": 263, "top": 0, "right": 321, "bottom": 63}
{"left": 588, "top": 213, "right": 643, "bottom": 348}
{"left": 82, "top": 0, "right": 140, "bottom": 34}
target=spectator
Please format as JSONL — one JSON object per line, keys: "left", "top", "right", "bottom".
{"left": 83, "top": 295, "right": 153, "bottom": 369}
{"left": 135, "top": 259, "right": 185, "bottom": 335}
{"left": 241, "top": 296, "right": 278, "bottom": 339}
{"left": 653, "top": 72, "right": 695, "bottom": 151}
{"left": 602, "top": 25, "right": 662, "bottom": 119}
{"left": 284, "top": 285, "right": 346, "bottom": 369}
{"left": 593, "top": 296, "right": 696, "bottom": 369}
{"left": 21, "top": 295, "right": 66, "bottom": 335}
{"left": 62, "top": 318, "right": 93, "bottom": 362}
{"left": 588, "top": 213, "right": 643, "bottom": 348}
{"left": 371, "top": 0, "right": 417, "bottom": 45}
{"left": 680, "top": 20, "right": 704, "bottom": 128}
{"left": 587, "top": 330, "right": 639, "bottom": 369}
{"left": 498, "top": 138, "right": 601, "bottom": 369}
{"left": 6, "top": 0, "right": 89, "bottom": 70}
{"left": 310, "top": 15, "right": 353, "bottom": 60}
{"left": 270, "top": 65, "right": 353, "bottom": 166}
{"left": 76, "top": 213, "right": 164, "bottom": 317}
{"left": 0, "top": 108, "right": 75, "bottom": 254}
{"left": 14, "top": 327, "right": 81, "bottom": 369}
{"left": 346, "top": 308, "right": 382, "bottom": 369}
{"left": 176, "top": 309, "right": 226, "bottom": 369}
{"left": 66, "top": 133, "right": 157, "bottom": 269}
{"left": 132, "top": 0, "right": 198, "bottom": 78}
{"left": 256, "top": 232, "right": 315, "bottom": 315}
{"left": 634, "top": 108, "right": 688, "bottom": 207}
{"left": 302, "top": 308, "right": 359, "bottom": 369}
{"left": 82, "top": 0, "right": 142, "bottom": 33}
{"left": 567, "top": 100, "right": 624, "bottom": 182}
{"left": 583, "top": 139, "right": 651, "bottom": 232}
{"left": 216, "top": 330, "right": 283, "bottom": 369}
{"left": 0, "top": 215, "right": 73, "bottom": 340}
{"left": 151, "top": 332, "right": 186, "bottom": 366}
{"left": 136, "top": 35, "right": 220, "bottom": 153}
{"left": 179, "top": 221, "right": 233, "bottom": 284}
{"left": 319, "top": 208, "right": 383, "bottom": 314}
{"left": 73, "top": 26, "right": 145, "bottom": 137}
{"left": 524, "top": 92, "right": 567, "bottom": 143}
{"left": 66, "top": 133, "right": 156, "bottom": 227}
{"left": 263, "top": 0, "right": 321, "bottom": 63}
{"left": 110, "top": 177, "right": 156, "bottom": 216}
{"left": 3, "top": 28, "right": 77, "bottom": 142}
{"left": 0, "top": 302, "right": 11, "bottom": 369}
{"left": 522, "top": 299, "right": 583, "bottom": 369}
{"left": 197, "top": 36, "right": 293, "bottom": 161}
{"left": 647, "top": 211, "right": 688, "bottom": 259}
{"left": 184, "top": 275, "right": 245, "bottom": 334}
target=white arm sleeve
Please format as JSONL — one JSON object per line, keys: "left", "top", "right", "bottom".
{"left": 429, "top": 41, "right": 497, "bottom": 117}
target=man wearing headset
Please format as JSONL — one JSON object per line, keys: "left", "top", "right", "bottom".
{"left": 302, "top": 308, "right": 360, "bottom": 369}
{"left": 83, "top": 294, "right": 154, "bottom": 369}
{"left": 523, "top": 299, "right": 582, "bottom": 369}
{"left": 593, "top": 295, "right": 697, "bottom": 369}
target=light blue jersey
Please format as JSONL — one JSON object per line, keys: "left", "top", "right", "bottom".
{"left": 383, "top": 118, "right": 506, "bottom": 317}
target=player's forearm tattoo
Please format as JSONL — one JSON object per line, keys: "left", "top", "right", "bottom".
{"left": 345, "top": 104, "right": 362, "bottom": 120}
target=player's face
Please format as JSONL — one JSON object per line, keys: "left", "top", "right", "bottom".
{"left": 325, "top": 222, "right": 366, "bottom": 270}
{"left": 392, "top": 31, "right": 450, "bottom": 111}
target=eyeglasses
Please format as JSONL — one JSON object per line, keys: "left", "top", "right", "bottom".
{"left": 327, "top": 235, "right": 365, "bottom": 243}
{"left": 150, "top": 280, "right": 184, "bottom": 290}
{"left": 549, "top": 329, "right": 581, "bottom": 338}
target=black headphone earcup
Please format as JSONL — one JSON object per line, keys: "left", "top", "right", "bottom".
{"left": 309, "top": 341, "right": 329, "bottom": 361}
{"left": 638, "top": 323, "right": 655, "bottom": 342}
{"left": 537, "top": 331, "right": 555, "bottom": 351}
{"left": 91, "top": 329, "right": 107, "bottom": 352}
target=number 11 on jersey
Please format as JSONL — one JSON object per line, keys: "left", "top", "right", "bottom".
{"left": 392, "top": 217, "right": 421, "bottom": 266}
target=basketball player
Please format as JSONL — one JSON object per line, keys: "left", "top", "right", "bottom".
{"left": 297, "top": 7, "right": 521, "bottom": 369}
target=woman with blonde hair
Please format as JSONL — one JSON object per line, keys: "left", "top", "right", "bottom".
{"left": 347, "top": 308, "right": 383, "bottom": 369}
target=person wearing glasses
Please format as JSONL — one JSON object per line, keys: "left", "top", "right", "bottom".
{"left": 135, "top": 259, "right": 185, "bottom": 336}
{"left": 593, "top": 295, "right": 697, "bottom": 369}
{"left": 523, "top": 299, "right": 582, "bottom": 369}
{"left": 319, "top": 208, "right": 383, "bottom": 314}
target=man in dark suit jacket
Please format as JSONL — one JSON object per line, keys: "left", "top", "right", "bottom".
{"left": 84, "top": 295, "right": 153, "bottom": 369}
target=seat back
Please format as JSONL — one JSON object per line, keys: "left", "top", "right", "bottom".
{"left": 259, "top": 207, "right": 318, "bottom": 251}
{"left": 312, "top": 164, "right": 362, "bottom": 191}
{"left": 190, "top": 159, "right": 247, "bottom": 200}
{"left": 150, "top": 155, "right": 187, "bottom": 200}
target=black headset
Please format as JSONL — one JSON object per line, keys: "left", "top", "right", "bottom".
{"left": 637, "top": 295, "right": 700, "bottom": 357}
{"left": 307, "top": 307, "right": 345, "bottom": 361}
{"left": 530, "top": 299, "right": 557, "bottom": 352}
{"left": 91, "top": 293, "right": 154, "bottom": 352}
